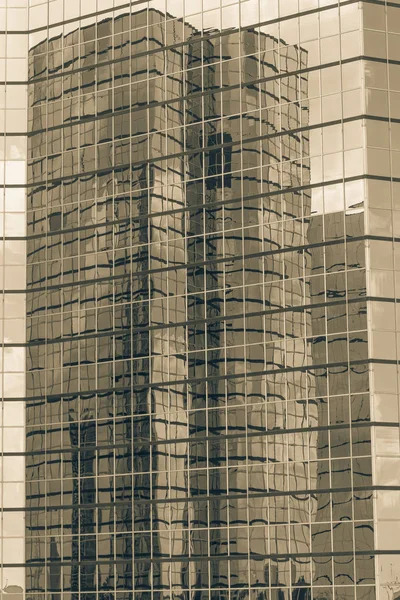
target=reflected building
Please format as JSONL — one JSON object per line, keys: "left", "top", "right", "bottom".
{"left": 25, "top": 8, "right": 318, "bottom": 598}
{"left": 185, "top": 28, "right": 316, "bottom": 592}
{"left": 0, "top": 2, "right": 397, "bottom": 600}
{"left": 309, "top": 210, "right": 373, "bottom": 596}
{"left": 26, "top": 9, "right": 195, "bottom": 599}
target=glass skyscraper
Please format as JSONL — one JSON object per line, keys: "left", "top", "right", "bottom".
{"left": 1, "top": 1, "right": 400, "bottom": 600}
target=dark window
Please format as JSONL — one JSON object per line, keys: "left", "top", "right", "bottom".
{"left": 206, "top": 132, "right": 232, "bottom": 190}
{"left": 49, "top": 212, "right": 62, "bottom": 231}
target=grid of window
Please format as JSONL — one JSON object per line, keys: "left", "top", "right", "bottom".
{"left": 22, "top": 4, "right": 377, "bottom": 600}
{"left": 5, "top": 1, "right": 399, "bottom": 600}
{"left": 0, "top": 1, "right": 28, "bottom": 599}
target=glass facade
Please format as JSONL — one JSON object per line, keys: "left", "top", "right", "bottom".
{"left": 0, "top": 2, "right": 28, "bottom": 600}
{"left": 1, "top": 0, "right": 400, "bottom": 599}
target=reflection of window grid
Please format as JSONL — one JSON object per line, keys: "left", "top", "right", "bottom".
{"left": 20, "top": 5, "right": 380, "bottom": 600}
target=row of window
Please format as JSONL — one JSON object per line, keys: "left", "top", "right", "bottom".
{"left": 23, "top": 429, "right": 371, "bottom": 449}
{"left": 25, "top": 259, "right": 356, "bottom": 288}
{"left": 23, "top": 448, "right": 373, "bottom": 471}
{"left": 23, "top": 306, "right": 365, "bottom": 336}
{"left": 23, "top": 176, "right": 358, "bottom": 210}
{"left": 26, "top": 182, "right": 310, "bottom": 208}
{"left": 27, "top": 57, "right": 366, "bottom": 110}
{"left": 26, "top": 231, "right": 342, "bottom": 258}
{"left": 27, "top": 90, "right": 306, "bottom": 138}
{"left": 24, "top": 341, "right": 366, "bottom": 370}
{"left": 23, "top": 246, "right": 359, "bottom": 273}
{"left": 24, "top": 277, "right": 365, "bottom": 306}
{"left": 24, "top": 322, "right": 368, "bottom": 348}
{"left": 28, "top": 5, "right": 350, "bottom": 56}
{"left": 23, "top": 388, "right": 369, "bottom": 416}
{"left": 28, "top": 118, "right": 308, "bottom": 160}
{"left": 29, "top": 18, "right": 305, "bottom": 75}
{"left": 23, "top": 415, "right": 369, "bottom": 440}
{"left": 27, "top": 160, "right": 309, "bottom": 189}
{"left": 17, "top": 591, "right": 376, "bottom": 600}
{"left": 24, "top": 269, "right": 342, "bottom": 293}
{"left": 23, "top": 508, "right": 374, "bottom": 537}
{"left": 27, "top": 108, "right": 309, "bottom": 151}
{"left": 24, "top": 332, "right": 368, "bottom": 361}
{"left": 29, "top": 44, "right": 305, "bottom": 82}
{"left": 23, "top": 527, "right": 375, "bottom": 557}
{"left": 19, "top": 588, "right": 376, "bottom": 600}
{"left": 24, "top": 517, "right": 375, "bottom": 535}
{"left": 25, "top": 366, "right": 370, "bottom": 397}
{"left": 27, "top": 214, "right": 312, "bottom": 245}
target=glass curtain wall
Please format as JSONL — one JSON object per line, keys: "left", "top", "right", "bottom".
{"left": 0, "top": 2, "right": 398, "bottom": 600}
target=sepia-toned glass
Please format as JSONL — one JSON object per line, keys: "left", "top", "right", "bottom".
{"left": 0, "top": 1, "right": 400, "bottom": 600}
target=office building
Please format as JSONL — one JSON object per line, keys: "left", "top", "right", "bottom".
{"left": 0, "top": 1, "right": 399, "bottom": 600}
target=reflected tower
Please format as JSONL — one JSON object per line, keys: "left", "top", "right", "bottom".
{"left": 309, "top": 210, "right": 373, "bottom": 597}
{"left": 25, "top": 10, "right": 316, "bottom": 598}
{"left": 15, "top": 4, "right": 400, "bottom": 600}
{"left": 26, "top": 8, "right": 195, "bottom": 600}
{"left": 186, "top": 26, "right": 316, "bottom": 595}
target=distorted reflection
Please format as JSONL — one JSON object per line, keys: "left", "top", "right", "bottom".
{"left": 16, "top": 2, "right": 398, "bottom": 600}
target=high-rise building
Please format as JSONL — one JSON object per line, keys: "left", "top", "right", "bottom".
{"left": 1, "top": 1, "right": 400, "bottom": 600}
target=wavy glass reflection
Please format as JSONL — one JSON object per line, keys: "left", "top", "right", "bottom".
{"left": 16, "top": 2, "right": 400, "bottom": 600}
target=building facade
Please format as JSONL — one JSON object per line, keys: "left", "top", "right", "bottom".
{"left": 0, "top": 1, "right": 400, "bottom": 600}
